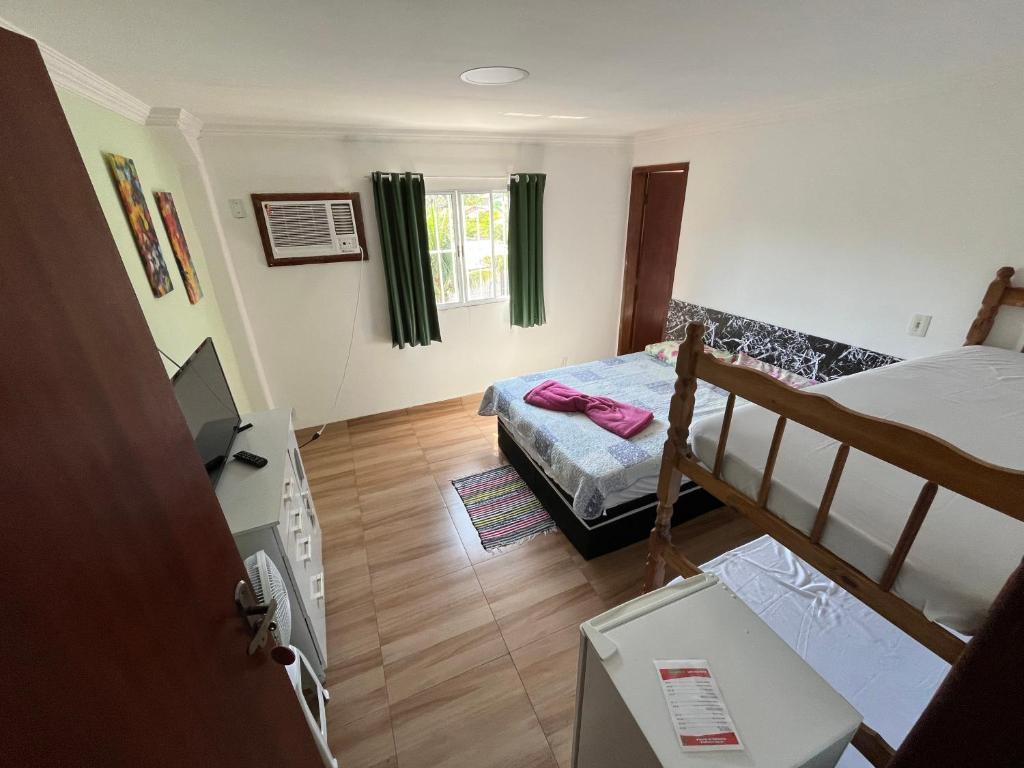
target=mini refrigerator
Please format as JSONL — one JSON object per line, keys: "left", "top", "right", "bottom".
{"left": 572, "top": 573, "right": 861, "bottom": 767}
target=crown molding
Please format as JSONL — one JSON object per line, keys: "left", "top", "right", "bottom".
{"left": 0, "top": 15, "right": 152, "bottom": 124}
{"left": 43, "top": 46, "right": 151, "bottom": 124}
{"left": 200, "top": 121, "right": 630, "bottom": 146}
{"left": 147, "top": 107, "right": 204, "bottom": 139}
{"left": 635, "top": 58, "right": 1024, "bottom": 145}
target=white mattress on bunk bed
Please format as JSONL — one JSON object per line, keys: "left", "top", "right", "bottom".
{"left": 690, "top": 344, "right": 1024, "bottom": 635}
{"left": 683, "top": 536, "right": 953, "bottom": 767}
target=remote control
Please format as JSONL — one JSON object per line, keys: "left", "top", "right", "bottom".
{"left": 233, "top": 450, "right": 268, "bottom": 468}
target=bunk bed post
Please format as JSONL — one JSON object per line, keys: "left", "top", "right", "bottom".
{"left": 643, "top": 322, "right": 705, "bottom": 593}
{"left": 964, "top": 266, "right": 1014, "bottom": 345}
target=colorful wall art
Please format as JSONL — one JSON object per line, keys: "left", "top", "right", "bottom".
{"left": 106, "top": 153, "right": 173, "bottom": 297}
{"left": 154, "top": 191, "right": 203, "bottom": 304}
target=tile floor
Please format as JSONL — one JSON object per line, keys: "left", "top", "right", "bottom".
{"left": 299, "top": 394, "right": 758, "bottom": 767}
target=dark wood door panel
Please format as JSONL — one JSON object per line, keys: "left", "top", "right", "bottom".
{"left": 631, "top": 171, "right": 688, "bottom": 349}
{"left": 617, "top": 164, "right": 689, "bottom": 353}
{"left": 0, "top": 28, "right": 321, "bottom": 767}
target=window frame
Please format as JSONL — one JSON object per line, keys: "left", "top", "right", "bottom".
{"left": 424, "top": 188, "right": 510, "bottom": 310}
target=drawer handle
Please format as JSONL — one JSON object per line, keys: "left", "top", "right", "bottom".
{"left": 310, "top": 572, "right": 324, "bottom": 601}
{"left": 290, "top": 509, "right": 303, "bottom": 534}
{"left": 302, "top": 492, "right": 316, "bottom": 527}
{"left": 297, "top": 536, "right": 312, "bottom": 563}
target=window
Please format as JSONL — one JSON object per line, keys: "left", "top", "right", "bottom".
{"left": 425, "top": 190, "right": 509, "bottom": 307}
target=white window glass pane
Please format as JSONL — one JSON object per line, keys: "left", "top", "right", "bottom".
{"left": 426, "top": 193, "right": 460, "bottom": 305}
{"left": 493, "top": 191, "right": 508, "bottom": 244}
{"left": 430, "top": 252, "right": 442, "bottom": 298}
{"left": 440, "top": 251, "right": 459, "bottom": 304}
{"left": 425, "top": 194, "right": 442, "bottom": 251}
{"left": 490, "top": 191, "right": 508, "bottom": 297}
{"left": 494, "top": 241, "right": 508, "bottom": 297}
{"left": 436, "top": 197, "right": 453, "bottom": 250}
{"left": 462, "top": 193, "right": 487, "bottom": 241}
{"left": 460, "top": 192, "right": 493, "bottom": 301}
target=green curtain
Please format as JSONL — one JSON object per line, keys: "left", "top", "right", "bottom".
{"left": 371, "top": 172, "right": 441, "bottom": 348}
{"left": 508, "top": 173, "right": 546, "bottom": 328}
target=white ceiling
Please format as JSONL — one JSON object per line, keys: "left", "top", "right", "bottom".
{"left": 3, "top": 1, "right": 1024, "bottom": 137}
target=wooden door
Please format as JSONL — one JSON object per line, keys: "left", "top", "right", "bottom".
{"left": 617, "top": 163, "right": 689, "bottom": 354}
{"left": 0, "top": 29, "right": 323, "bottom": 767}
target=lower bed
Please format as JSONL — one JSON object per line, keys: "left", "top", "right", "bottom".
{"left": 691, "top": 344, "right": 1024, "bottom": 635}
{"left": 482, "top": 352, "right": 729, "bottom": 558}
{"left": 687, "top": 536, "right": 953, "bottom": 767}
{"left": 497, "top": 420, "right": 720, "bottom": 559}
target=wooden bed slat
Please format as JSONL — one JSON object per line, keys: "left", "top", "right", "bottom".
{"left": 643, "top": 331, "right": 704, "bottom": 593}
{"left": 712, "top": 393, "right": 736, "bottom": 478}
{"left": 662, "top": 545, "right": 702, "bottom": 579}
{"left": 756, "top": 416, "right": 787, "bottom": 507}
{"left": 1004, "top": 286, "right": 1024, "bottom": 308}
{"left": 810, "top": 443, "right": 850, "bottom": 544}
{"left": 879, "top": 481, "right": 939, "bottom": 592}
{"left": 675, "top": 458, "right": 968, "bottom": 664}
{"left": 851, "top": 724, "right": 896, "bottom": 768}
{"left": 964, "top": 266, "right": 1017, "bottom": 345}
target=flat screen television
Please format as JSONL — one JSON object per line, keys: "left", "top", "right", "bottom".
{"left": 171, "top": 337, "right": 240, "bottom": 477}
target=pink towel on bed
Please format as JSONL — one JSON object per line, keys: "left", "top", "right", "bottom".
{"left": 523, "top": 379, "right": 654, "bottom": 439}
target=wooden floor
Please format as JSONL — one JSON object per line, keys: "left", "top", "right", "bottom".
{"left": 298, "top": 394, "right": 758, "bottom": 768}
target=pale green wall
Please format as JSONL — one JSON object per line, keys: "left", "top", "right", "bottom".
{"left": 58, "top": 89, "right": 251, "bottom": 411}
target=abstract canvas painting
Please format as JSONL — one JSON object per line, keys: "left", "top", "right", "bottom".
{"left": 154, "top": 191, "right": 203, "bottom": 304}
{"left": 105, "top": 153, "right": 173, "bottom": 297}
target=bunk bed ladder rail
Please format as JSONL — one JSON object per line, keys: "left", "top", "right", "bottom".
{"left": 650, "top": 321, "right": 1024, "bottom": 645}
{"left": 645, "top": 318, "right": 1024, "bottom": 767}
{"left": 964, "top": 266, "right": 1024, "bottom": 346}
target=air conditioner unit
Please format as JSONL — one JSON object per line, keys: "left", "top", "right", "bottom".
{"left": 252, "top": 193, "right": 367, "bottom": 266}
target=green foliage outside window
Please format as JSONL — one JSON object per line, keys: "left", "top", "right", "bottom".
{"left": 425, "top": 190, "right": 509, "bottom": 305}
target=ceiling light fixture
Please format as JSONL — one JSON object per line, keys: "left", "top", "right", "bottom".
{"left": 503, "top": 112, "right": 544, "bottom": 118}
{"left": 460, "top": 66, "right": 529, "bottom": 85}
{"left": 547, "top": 115, "right": 589, "bottom": 120}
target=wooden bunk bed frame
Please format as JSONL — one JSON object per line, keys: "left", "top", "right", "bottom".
{"left": 642, "top": 266, "right": 1024, "bottom": 765}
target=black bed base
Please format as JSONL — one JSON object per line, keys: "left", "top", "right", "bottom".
{"left": 498, "top": 421, "right": 719, "bottom": 560}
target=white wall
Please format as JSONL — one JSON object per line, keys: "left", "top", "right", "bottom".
{"left": 200, "top": 134, "right": 631, "bottom": 427}
{"left": 633, "top": 74, "right": 1024, "bottom": 358}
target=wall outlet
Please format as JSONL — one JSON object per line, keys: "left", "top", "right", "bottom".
{"left": 560, "top": 356, "right": 568, "bottom": 367}
{"left": 228, "top": 198, "right": 247, "bottom": 219}
{"left": 907, "top": 314, "right": 932, "bottom": 337}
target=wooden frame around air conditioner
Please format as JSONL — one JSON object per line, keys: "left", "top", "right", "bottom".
{"left": 251, "top": 192, "right": 370, "bottom": 267}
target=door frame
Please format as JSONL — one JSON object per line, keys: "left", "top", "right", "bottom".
{"left": 617, "top": 162, "right": 690, "bottom": 354}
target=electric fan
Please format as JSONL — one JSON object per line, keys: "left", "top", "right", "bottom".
{"left": 244, "top": 550, "right": 291, "bottom": 646}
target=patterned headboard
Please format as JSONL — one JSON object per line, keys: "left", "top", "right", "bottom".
{"left": 665, "top": 300, "right": 901, "bottom": 382}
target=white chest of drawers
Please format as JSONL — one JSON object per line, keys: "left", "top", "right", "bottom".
{"left": 215, "top": 408, "right": 327, "bottom": 680}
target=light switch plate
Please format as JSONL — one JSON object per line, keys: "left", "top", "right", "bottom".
{"left": 907, "top": 314, "right": 932, "bottom": 337}
{"left": 229, "top": 198, "right": 247, "bottom": 219}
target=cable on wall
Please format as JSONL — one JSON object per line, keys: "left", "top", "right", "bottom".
{"left": 298, "top": 247, "right": 367, "bottom": 449}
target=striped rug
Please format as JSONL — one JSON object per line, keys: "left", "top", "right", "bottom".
{"left": 452, "top": 465, "right": 555, "bottom": 550}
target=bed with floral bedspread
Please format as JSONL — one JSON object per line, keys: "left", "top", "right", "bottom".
{"left": 479, "top": 347, "right": 816, "bottom": 521}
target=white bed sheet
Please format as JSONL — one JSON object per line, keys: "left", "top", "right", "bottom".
{"left": 690, "top": 344, "right": 1024, "bottom": 634}
{"left": 685, "top": 536, "right": 953, "bottom": 767}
